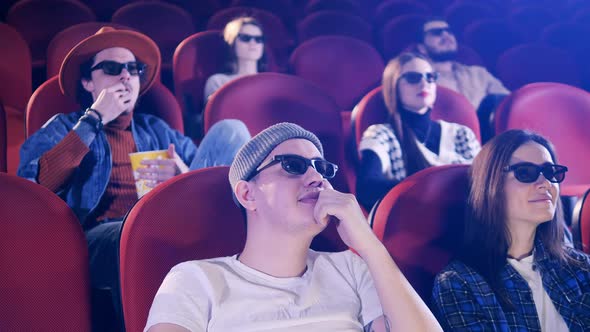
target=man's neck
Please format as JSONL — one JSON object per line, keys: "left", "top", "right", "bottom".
{"left": 432, "top": 61, "right": 454, "bottom": 72}
{"left": 238, "top": 227, "right": 311, "bottom": 278}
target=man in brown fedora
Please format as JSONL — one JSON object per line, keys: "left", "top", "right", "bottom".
{"left": 17, "top": 27, "right": 250, "bottom": 329}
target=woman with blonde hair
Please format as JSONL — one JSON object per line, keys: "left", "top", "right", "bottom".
{"left": 357, "top": 52, "right": 480, "bottom": 210}
{"left": 204, "top": 16, "right": 268, "bottom": 100}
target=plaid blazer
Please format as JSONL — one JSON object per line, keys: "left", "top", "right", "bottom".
{"left": 432, "top": 240, "right": 590, "bottom": 331}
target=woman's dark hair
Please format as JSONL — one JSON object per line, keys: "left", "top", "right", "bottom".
{"left": 461, "top": 129, "right": 570, "bottom": 308}
{"left": 382, "top": 52, "right": 432, "bottom": 175}
{"left": 223, "top": 16, "right": 268, "bottom": 74}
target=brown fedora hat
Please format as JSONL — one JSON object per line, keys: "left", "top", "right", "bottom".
{"left": 59, "top": 27, "right": 161, "bottom": 98}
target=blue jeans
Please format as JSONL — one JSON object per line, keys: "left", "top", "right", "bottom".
{"left": 85, "top": 119, "right": 250, "bottom": 329}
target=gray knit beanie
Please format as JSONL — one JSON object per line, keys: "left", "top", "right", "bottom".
{"left": 229, "top": 122, "right": 323, "bottom": 190}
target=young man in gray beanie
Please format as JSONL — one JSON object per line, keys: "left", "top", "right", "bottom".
{"left": 145, "top": 123, "right": 442, "bottom": 332}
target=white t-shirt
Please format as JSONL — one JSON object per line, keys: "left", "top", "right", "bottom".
{"left": 145, "top": 250, "right": 383, "bottom": 332}
{"left": 508, "top": 255, "right": 569, "bottom": 332}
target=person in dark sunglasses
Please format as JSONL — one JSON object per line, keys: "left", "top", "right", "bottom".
{"left": 414, "top": 18, "right": 509, "bottom": 141}
{"left": 18, "top": 27, "right": 251, "bottom": 330}
{"left": 146, "top": 122, "right": 443, "bottom": 332}
{"left": 204, "top": 17, "right": 268, "bottom": 102}
{"left": 433, "top": 129, "right": 590, "bottom": 331}
{"left": 357, "top": 52, "right": 481, "bottom": 211}
{"left": 414, "top": 18, "right": 509, "bottom": 109}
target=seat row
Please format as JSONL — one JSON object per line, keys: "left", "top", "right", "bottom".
{"left": 3, "top": 0, "right": 590, "bottom": 92}
{"left": 2, "top": 163, "right": 589, "bottom": 331}
{"left": 1, "top": 67, "right": 590, "bottom": 197}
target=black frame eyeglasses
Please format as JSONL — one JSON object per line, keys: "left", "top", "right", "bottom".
{"left": 90, "top": 60, "right": 146, "bottom": 76}
{"left": 503, "top": 162, "right": 568, "bottom": 184}
{"left": 237, "top": 33, "right": 265, "bottom": 44}
{"left": 425, "top": 27, "right": 453, "bottom": 37}
{"left": 249, "top": 154, "right": 338, "bottom": 180}
{"left": 400, "top": 71, "right": 439, "bottom": 84}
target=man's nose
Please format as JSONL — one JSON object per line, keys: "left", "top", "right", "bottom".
{"left": 303, "top": 166, "right": 324, "bottom": 188}
{"left": 119, "top": 68, "right": 131, "bottom": 80}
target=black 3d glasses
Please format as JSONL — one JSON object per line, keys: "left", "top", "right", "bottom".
{"left": 237, "top": 33, "right": 265, "bottom": 44}
{"left": 401, "top": 71, "right": 439, "bottom": 84}
{"left": 90, "top": 61, "right": 146, "bottom": 76}
{"left": 251, "top": 154, "right": 338, "bottom": 180}
{"left": 503, "top": 162, "right": 568, "bottom": 183}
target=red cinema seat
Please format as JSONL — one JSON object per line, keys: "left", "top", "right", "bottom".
{"left": 6, "top": 0, "right": 95, "bottom": 69}
{"left": 573, "top": 188, "right": 590, "bottom": 254}
{"left": 304, "top": 0, "right": 367, "bottom": 18}
{"left": 290, "top": 36, "right": 384, "bottom": 111}
{"left": 374, "top": 0, "right": 431, "bottom": 28}
{"left": 463, "top": 18, "right": 521, "bottom": 72}
{"left": 0, "top": 22, "right": 31, "bottom": 174}
{"left": 352, "top": 85, "right": 480, "bottom": 150}
{"left": 0, "top": 105, "right": 6, "bottom": 172}
{"left": 111, "top": 2, "right": 195, "bottom": 72}
{"left": 0, "top": 173, "right": 91, "bottom": 330}
{"left": 443, "top": 1, "right": 497, "bottom": 41}
{"left": 496, "top": 43, "right": 582, "bottom": 91}
{"left": 204, "top": 73, "right": 350, "bottom": 251}
{"left": 495, "top": 82, "right": 590, "bottom": 196}
{"left": 172, "top": 30, "right": 227, "bottom": 137}
{"left": 297, "top": 10, "right": 372, "bottom": 44}
{"left": 372, "top": 164, "right": 470, "bottom": 301}
{"left": 120, "top": 167, "right": 246, "bottom": 332}
{"left": 379, "top": 14, "right": 428, "bottom": 61}
{"left": 26, "top": 76, "right": 184, "bottom": 137}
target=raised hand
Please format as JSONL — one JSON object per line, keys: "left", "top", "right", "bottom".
{"left": 313, "top": 181, "right": 380, "bottom": 255}
{"left": 89, "top": 82, "right": 134, "bottom": 124}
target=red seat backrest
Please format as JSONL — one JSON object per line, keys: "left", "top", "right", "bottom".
{"left": 495, "top": 83, "right": 590, "bottom": 195}
{"left": 290, "top": 36, "right": 384, "bottom": 110}
{"left": 0, "top": 173, "right": 91, "bottom": 330}
{"left": 443, "top": 1, "right": 497, "bottom": 41}
{"left": 372, "top": 165, "right": 470, "bottom": 301}
{"left": 573, "top": 188, "right": 590, "bottom": 254}
{"left": 204, "top": 73, "right": 350, "bottom": 251}
{"left": 374, "top": 0, "right": 432, "bottom": 28}
{"left": 0, "top": 23, "right": 31, "bottom": 113}
{"left": 507, "top": 5, "right": 557, "bottom": 42}
{"left": 352, "top": 85, "right": 481, "bottom": 150}
{"left": 120, "top": 167, "right": 246, "bottom": 332}
{"left": 379, "top": 14, "right": 428, "bottom": 60}
{"left": 305, "top": 0, "right": 367, "bottom": 19}
{"left": 0, "top": 105, "right": 6, "bottom": 172}
{"left": 172, "top": 30, "right": 227, "bottom": 124}
{"left": 6, "top": 0, "right": 96, "bottom": 66}
{"left": 463, "top": 18, "right": 521, "bottom": 72}
{"left": 46, "top": 22, "right": 135, "bottom": 78}
{"left": 296, "top": 10, "right": 372, "bottom": 44}
{"left": 496, "top": 43, "right": 582, "bottom": 91}
{"left": 26, "top": 76, "right": 184, "bottom": 137}
{"left": 111, "top": 2, "right": 195, "bottom": 65}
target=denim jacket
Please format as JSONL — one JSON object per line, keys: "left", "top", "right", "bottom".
{"left": 432, "top": 239, "right": 590, "bottom": 331}
{"left": 18, "top": 110, "right": 197, "bottom": 227}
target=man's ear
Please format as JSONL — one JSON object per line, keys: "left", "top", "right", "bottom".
{"left": 235, "top": 180, "right": 256, "bottom": 211}
{"left": 81, "top": 78, "right": 94, "bottom": 93}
